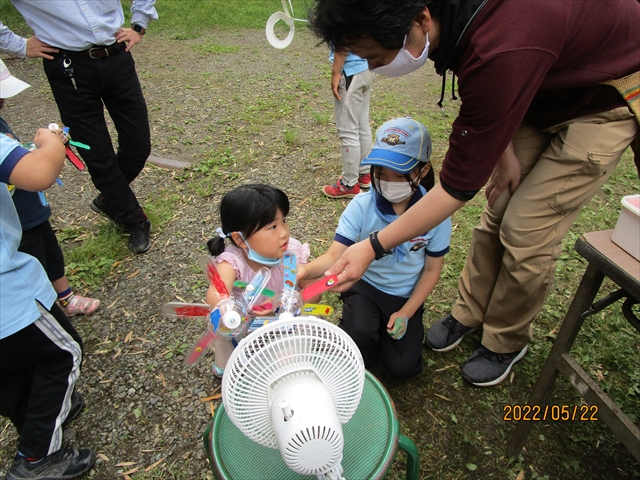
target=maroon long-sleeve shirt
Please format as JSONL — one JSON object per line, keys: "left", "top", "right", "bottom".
{"left": 439, "top": 0, "right": 640, "bottom": 197}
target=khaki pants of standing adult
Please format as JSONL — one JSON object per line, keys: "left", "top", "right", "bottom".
{"left": 451, "top": 106, "right": 638, "bottom": 354}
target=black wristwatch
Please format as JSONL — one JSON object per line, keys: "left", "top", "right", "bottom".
{"left": 369, "top": 230, "right": 392, "bottom": 260}
{"left": 131, "top": 23, "right": 146, "bottom": 35}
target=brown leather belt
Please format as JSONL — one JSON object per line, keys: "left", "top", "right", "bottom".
{"left": 62, "top": 42, "right": 124, "bottom": 59}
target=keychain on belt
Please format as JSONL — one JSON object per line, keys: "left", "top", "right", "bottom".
{"left": 63, "top": 54, "right": 77, "bottom": 90}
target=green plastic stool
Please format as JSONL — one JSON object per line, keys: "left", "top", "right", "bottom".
{"left": 203, "top": 370, "right": 419, "bottom": 480}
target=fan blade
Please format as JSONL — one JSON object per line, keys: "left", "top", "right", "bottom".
{"left": 198, "top": 255, "right": 230, "bottom": 299}
{"left": 300, "top": 274, "right": 338, "bottom": 303}
{"left": 65, "top": 146, "right": 85, "bottom": 170}
{"left": 209, "top": 308, "right": 221, "bottom": 332}
{"left": 242, "top": 267, "right": 271, "bottom": 310}
{"left": 301, "top": 304, "right": 334, "bottom": 316}
{"left": 282, "top": 251, "right": 297, "bottom": 291}
{"left": 185, "top": 329, "right": 216, "bottom": 366}
{"left": 161, "top": 302, "right": 210, "bottom": 319}
{"left": 233, "top": 281, "right": 275, "bottom": 298}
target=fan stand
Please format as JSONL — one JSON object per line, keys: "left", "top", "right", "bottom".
{"left": 204, "top": 370, "right": 421, "bottom": 480}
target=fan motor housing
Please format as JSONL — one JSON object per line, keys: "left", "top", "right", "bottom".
{"left": 270, "top": 374, "right": 344, "bottom": 475}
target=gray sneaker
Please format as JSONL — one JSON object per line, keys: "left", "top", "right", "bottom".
{"left": 461, "top": 345, "right": 528, "bottom": 387}
{"left": 424, "top": 313, "right": 478, "bottom": 352}
{"left": 6, "top": 447, "right": 96, "bottom": 480}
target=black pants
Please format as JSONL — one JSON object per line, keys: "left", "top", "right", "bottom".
{"left": 43, "top": 48, "right": 150, "bottom": 225}
{"left": 340, "top": 280, "right": 424, "bottom": 378}
{"left": 18, "top": 221, "right": 65, "bottom": 283}
{"left": 0, "top": 304, "right": 83, "bottom": 458}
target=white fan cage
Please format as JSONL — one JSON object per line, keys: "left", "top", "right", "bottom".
{"left": 222, "top": 317, "right": 365, "bottom": 448}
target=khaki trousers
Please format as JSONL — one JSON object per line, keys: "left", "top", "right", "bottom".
{"left": 451, "top": 107, "right": 638, "bottom": 353}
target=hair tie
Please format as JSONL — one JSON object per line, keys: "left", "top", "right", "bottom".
{"left": 215, "top": 227, "right": 231, "bottom": 239}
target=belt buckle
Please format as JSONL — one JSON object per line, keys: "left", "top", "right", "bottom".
{"left": 88, "top": 47, "right": 106, "bottom": 59}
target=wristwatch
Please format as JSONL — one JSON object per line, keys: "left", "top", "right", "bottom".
{"left": 369, "top": 231, "right": 392, "bottom": 260}
{"left": 131, "top": 23, "right": 146, "bottom": 35}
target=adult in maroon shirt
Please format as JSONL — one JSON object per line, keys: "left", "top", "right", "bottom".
{"left": 310, "top": 0, "right": 639, "bottom": 386}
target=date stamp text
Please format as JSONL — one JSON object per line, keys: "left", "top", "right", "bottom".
{"left": 503, "top": 404, "right": 598, "bottom": 421}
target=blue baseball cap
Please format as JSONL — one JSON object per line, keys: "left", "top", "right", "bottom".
{"left": 362, "top": 117, "right": 432, "bottom": 173}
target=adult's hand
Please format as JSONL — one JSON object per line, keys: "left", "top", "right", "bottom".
{"left": 485, "top": 140, "right": 521, "bottom": 208}
{"left": 26, "top": 37, "right": 58, "bottom": 60}
{"left": 324, "top": 239, "right": 375, "bottom": 291}
{"left": 115, "top": 28, "right": 143, "bottom": 52}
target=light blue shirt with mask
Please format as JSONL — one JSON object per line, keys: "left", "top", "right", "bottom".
{"left": 335, "top": 187, "right": 452, "bottom": 298}
{"left": 0, "top": 0, "right": 158, "bottom": 56}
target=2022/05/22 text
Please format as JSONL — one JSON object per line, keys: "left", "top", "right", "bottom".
{"left": 503, "top": 404, "right": 599, "bottom": 421}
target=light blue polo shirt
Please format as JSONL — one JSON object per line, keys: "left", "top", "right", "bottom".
{"left": 0, "top": 134, "right": 56, "bottom": 339}
{"left": 335, "top": 187, "right": 452, "bottom": 298}
{"left": 329, "top": 51, "right": 369, "bottom": 77}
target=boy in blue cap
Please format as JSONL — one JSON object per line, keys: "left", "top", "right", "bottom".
{"left": 300, "top": 117, "right": 452, "bottom": 377}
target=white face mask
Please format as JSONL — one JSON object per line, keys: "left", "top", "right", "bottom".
{"left": 379, "top": 179, "right": 413, "bottom": 203}
{"left": 371, "top": 32, "right": 429, "bottom": 77}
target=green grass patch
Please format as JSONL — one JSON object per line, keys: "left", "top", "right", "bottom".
{"left": 191, "top": 42, "right": 240, "bottom": 55}
{"left": 0, "top": 0, "right": 309, "bottom": 40}
{"left": 145, "top": 193, "right": 182, "bottom": 229}
{"left": 64, "top": 226, "right": 128, "bottom": 287}
{"left": 153, "top": 0, "right": 308, "bottom": 38}
{"left": 283, "top": 128, "right": 298, "bottom": 145}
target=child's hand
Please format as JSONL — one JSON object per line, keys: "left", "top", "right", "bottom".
{"left": 331, "top": 71, "right": 342, "bottom": 100}
{"left": 296, "top": 264, "right": 309, "bottom": 282}
{"left": 387, "top": 314, "right": 408, "bottom": 340}
{"left": 33, "top": 127, "right": 64, "bottom": 148}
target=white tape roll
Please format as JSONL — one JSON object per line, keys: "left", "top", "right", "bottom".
{"left": 266, "top": 11, "right": 295, "bottom": 49}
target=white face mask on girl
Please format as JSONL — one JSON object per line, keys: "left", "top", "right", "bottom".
{"left": 378, "top": 179, "right": 414, "bottom": 203}
{"left": 371, "top": 32, "right": 429, "bottom": 77}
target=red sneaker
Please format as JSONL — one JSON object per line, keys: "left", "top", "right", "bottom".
{"left": 358, "top": 173, "right": 371, "bottom": 188}
{"left": 322, "top": 179, "right": 360, "bottom": 199}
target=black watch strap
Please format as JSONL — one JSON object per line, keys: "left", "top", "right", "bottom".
{"left": 131, "top": 23, "right": 146, "bottom": 35}
{"left": 369, "top": 230, "right": 391, "bottom": 260}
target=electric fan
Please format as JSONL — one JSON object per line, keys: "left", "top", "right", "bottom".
{"left": 222, "top": 316, "right": 365, "bottom": 480}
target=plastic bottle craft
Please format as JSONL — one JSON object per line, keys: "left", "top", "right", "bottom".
{"left": 161, "top": 253, "right": 339, "bottom": 365}
{"left": 162, "top": 257, "right": 270, "bottom": 365}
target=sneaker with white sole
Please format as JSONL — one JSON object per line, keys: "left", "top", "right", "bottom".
{"left": 6, "top": 447, "right": 96, "bottom": 480}
{"left": 60, "top": 295, "right": 100, "bottom": 316}
{"left": 461, "top": 344, "right": 528, "bottom": 387}
{"left": 358, "top": 173, "right": 371, "bottom": 188}
{"left": 424, "top": 313, "right": 478, "bottom": 352}
{"left": 322, "top": 179, "right": 360, "bottom": 199}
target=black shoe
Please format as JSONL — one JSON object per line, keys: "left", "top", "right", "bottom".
{"left": 461, "top": 345, "right": 529, "bottom": 387}
{"left": 424, "top": 313, "right": 478, "bottom": 352}
{"left": 6, "top": 448, "right": 96, "bottom": 480}
{"left": 62, "top": 392, "right": 84, "bottom": 428}
{"left": 127, "top": 220, "right": 151, "bottom": 254}
{"left": 90, "top": 195, "right": 124, "bottom": 231}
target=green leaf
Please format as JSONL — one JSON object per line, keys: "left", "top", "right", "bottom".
{"left": 133, "top": 408, "right": 141, "bottom": 419}
{"left": 450, "top": 413, "right": 458, "bottom": 424}
{"left": 466, "top": 463, "right": 477, "bottom": 471}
